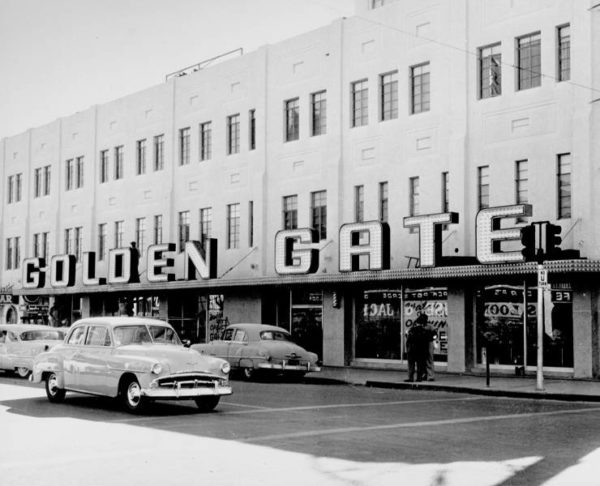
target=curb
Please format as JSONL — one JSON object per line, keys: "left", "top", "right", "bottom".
{"left": 364, "top": 380, "right": 600, "bottom": 402}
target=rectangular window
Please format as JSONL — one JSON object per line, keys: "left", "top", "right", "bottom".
{"left": 179, "top": 127, "right": 190, "bottom": 165}
{"left": 15, "top": 174, "right": 21, "bottom": 202}
{"left": 351, "top": 79, "right": 369, "bottom": 127}
{"left": 557, "top": 25, "right": 570, "bottom": 82}
{"left": 411, "top": 62, "right": 430, "bottom": 114}
{"left": 154, "top": 134, "right": 164, "bottom": 171}
{"left": 558, "top": 153, "right": 571, "bottom": 219}
{"left": 98, "top": 223, "right": 107, "bottom": 261}
{"left": 154, "top": 215, "right": 163, "bottom": 244}
{"left": 5, "top": 238, "right": 13, "bottom": 270}
{"left": 14, "top": 237, "right": 20, "bottom": 270}
{"left": 311, "top": 90, "right": 327, "bottom": 136}
{"left": 249, "top": 110, "right": 256, "bottom": 150}
{"left": 100, "top": 150, "right": 109, "bottom": 183}
{"left": 409, "top": 177, "right": 420, "bottom": 217}
{"left": 136, "top": 139, "right": 146, "bottom": 175}
{"left": 380, "top": 71, "right": 398, "bottom": 121}
{"left": 379, "top": 182, "right": 388, "bottom": 222}
{"left": 199, "top": 122, "right": 212, "bottom": 161}
{"left": 76, "top": 156, "right": 84, "bottom": 188}
{"left": 285, "top": 98, "right": 300, "bottom": 142}
{"left": 33, "top": 233, "right": 40, "bottom": 258}
{"left": 227, "top": 114, "right": 240, "bottom": 155}
{"left": 372, "top": 0, "right": 385, "bottom": 8}
{"left": 178, "top": 211, "right": 190, "bottom": 252}
{"left": 74, "top": 226, "right": 82, "bottom": 261}
{"left": 65, "top": 159, "right": 74, "bottom": 190}
{"left": 311, "top": 190, "right": 327, "bottom": 241}
{"left": 43, "top": 232, "right": 49, "bottom": 261}
{"left": 478, "top": 166, "right": 490, "bottom": 210}
{"left": 199, "top": 207, "right": 212, "bottom": 242}
{"left": 34, "top": 232, "right": 49, "bottom": 261}
{"left": 517, "top": 32, "right": 541, "bottom": 90}
{"left": 479, "top": 43, "right": 502, "bottom": 99}
{"left": 7, "top": 175, "right": 13, "bottom": 204}
{"left": 441, "top": 172, "right": 450, "bottom": 213}
{"left": 248, "top": 201, "right": 254, "bottom": 247}
{"left": 64, "top": 228, "right": 73, "bottom": 254}
{"left": 283, "top": 195, "right": 298, "bottom": 230}
{"left": 135, "top": 217, "right": 146, "bottom": 256}
{"left": 515, "top": 160, "right": 528, "bottom": 223}
{"left": 115, "top": 146, "right": 124, "bottom": 180}
{"left": 115, "top": 220, "right": 124, "bottom": 248}
{"left": 43, "top": 165, "right": 51, "bottom": 195}
{"left": 34, "top": 168, "right": 42, "bottom": 198}
{"left": 355, "top": 185, "right": 364, "bottom": 222}
{"left": 227, "top": 203, "right": 240, "bottom": 249}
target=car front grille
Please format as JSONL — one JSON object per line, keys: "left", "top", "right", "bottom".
{"left": 155, "top": 373, "right": 220, "bottom": 389}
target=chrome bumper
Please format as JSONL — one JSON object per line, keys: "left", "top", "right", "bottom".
{"left": 257, "top": 362, "right": 321, "bottom": 372}
{"left": 143, "top": 384, "right": 232, "bottom": 399}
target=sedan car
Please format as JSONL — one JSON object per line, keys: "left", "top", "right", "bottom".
{"left": 31, "top": 317, "right": 232, "bottom": 413}
{"left": 0, "top": 324, "right": 67, "bottom": 378}
{"left": 191, "top": 323, "right": 321, "bottom": 380}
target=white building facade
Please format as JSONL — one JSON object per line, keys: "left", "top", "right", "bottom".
{"left": 2, "top": 0, "right": 600, "bottom": 378}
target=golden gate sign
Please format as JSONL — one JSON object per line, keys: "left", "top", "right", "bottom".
{"left": 22, "top": 204, "right": 533, "bottom": 289}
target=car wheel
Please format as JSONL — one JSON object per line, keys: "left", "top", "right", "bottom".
{"left": 16, "top": 367, "right": 30, "bottom": 378}
{"left": 194, "top": 396, "right": 220, "bottom": 412}
{"left": 121, "top": 377, "right": 146, "bottom": 413}
{"left": 242, "top": 366, "right": 255, "bottom": 381}
{"left": 45, "top": 372, "right": 66, "bottom": 403}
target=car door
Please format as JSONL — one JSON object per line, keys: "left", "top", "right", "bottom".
{"left": 75, "top": 325, "right": 114, "bottom": 396}
{"left": 227, "top": 329, "right": 249, "bottom": 367}
{"left": 4, "top": 331, "right": 21, "bottom": 370}
{"left": 206, "top": 328, "right": 234, "bottom": 360}
{"left": 62, "top": 325, "right": 88, "bottom": 389}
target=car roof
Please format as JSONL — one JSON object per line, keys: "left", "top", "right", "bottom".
{"left": 72, "top": 317, "right": 173, "bottom": 328}
{"left": 227, "top": 323, "right": 290, "bottom": 333}
{"left": 0, "top": 324, "right": 67, "bottom": 333}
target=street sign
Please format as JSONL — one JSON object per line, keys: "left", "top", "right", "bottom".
{"left": 537, "top": 266, "right": 548, "bottom": 288}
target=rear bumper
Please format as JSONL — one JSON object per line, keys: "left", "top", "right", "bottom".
{"left": 257, "top": 362, "right": 321, "bottom": 373}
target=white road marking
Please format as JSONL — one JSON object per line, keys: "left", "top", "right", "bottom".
{"left": 242, "top": 406, "right": 600, "bottom": 442}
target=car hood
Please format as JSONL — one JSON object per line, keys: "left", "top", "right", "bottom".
{"left": 115, "top": 344, "right": 223, "bottom": 373}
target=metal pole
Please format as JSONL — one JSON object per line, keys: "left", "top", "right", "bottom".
{"left": 536, "top": 264, "right": 545, "bottom": 391}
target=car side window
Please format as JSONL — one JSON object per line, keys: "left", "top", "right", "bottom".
{"left": 221, "top": 329, "right": 234, "bottom": 341}
{"left": 0, "top": 330, "right": 6, "bottom": 343}
{"left": 67, "top": 326, "right": 87, "bottom": 345}
{"left": 85, "top": 326, "right": 111, "bottom": 347}
{"left": 232, "top": 330, "right": 247, "bottom": 342}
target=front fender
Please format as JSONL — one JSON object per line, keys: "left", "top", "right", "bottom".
{"left": 31, "top": 353, "right": 64, "bottom": 384}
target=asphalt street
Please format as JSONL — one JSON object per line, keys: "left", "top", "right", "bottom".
{"left": 2, "top": 374, "right": 600, "bottom": 486}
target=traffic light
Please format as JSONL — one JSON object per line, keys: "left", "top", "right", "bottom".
{"left": 545, "top": 223, "right": 562, "bottom": 258}
{"left": 520, "top": 224, "right": 536, "bottom": 261}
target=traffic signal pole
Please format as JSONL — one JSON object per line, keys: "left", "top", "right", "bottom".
{"left": 536, "top": 264, "right": 547, "bottom": 391}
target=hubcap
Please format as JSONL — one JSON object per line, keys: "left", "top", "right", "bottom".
{"left": 48, "top": 375, "right": 59, "bottom": 395}
{"left": 127, "top": 382, "right": 141, "bottom": 406}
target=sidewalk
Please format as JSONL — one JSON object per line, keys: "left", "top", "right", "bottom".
{"left": 307, "top": 366, "right": 600, "bottom": 402}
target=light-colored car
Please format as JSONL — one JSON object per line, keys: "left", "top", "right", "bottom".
{"left": 0, "top": 324, "right": 67, "bottom": 378}
{"left": 31, "top": 317, "right": 232, "bottom": 413}
{"left": 191, "top": 323, "right": 321, "bottom": 380}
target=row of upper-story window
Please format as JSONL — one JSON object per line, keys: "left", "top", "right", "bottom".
{"left": 2, "top": 155, "right": 573, "bottom": 271}
{"left": 2, "top": 25, "right": 570, "bottom": 202}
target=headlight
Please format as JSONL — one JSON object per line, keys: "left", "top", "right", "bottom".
{"left": 151, "top": 363, "right": 163, "bottom": 375}
{"left": 221, "top": 361, "right": 231, "bottom": 374}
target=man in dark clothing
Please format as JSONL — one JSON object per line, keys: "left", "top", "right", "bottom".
{"left": 405, "top": 313, "right": 430, "bottom": 382}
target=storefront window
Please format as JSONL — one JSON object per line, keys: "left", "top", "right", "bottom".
{"left": 291, "top": 290, "right": 323, "bottom": 359}
{"left": 404, "top": 288, "right": 448, "bottom": 362}
{"left": 207, "top": 294, "right": 226, "bottom": 341}
{"left": 355, "top": 290, "right": 402, "bottom": 360}
{"left": 476, "top": 285, "right": 573, "bottom": 369}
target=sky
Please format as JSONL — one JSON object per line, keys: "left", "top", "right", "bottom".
{"left": 0, "top": 0, "right": 355, "bottom": 140}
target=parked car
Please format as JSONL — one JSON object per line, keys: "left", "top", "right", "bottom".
{"left": 191, "top": 323, "right": 321, "bottom": 380}
{"left": 31, "top": 317, "right": 232, "bottom": 413}
{"left": 0, "top": 324, "right": 67, "bottom": 378}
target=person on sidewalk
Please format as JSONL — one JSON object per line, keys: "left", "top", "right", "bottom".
{"left": 416, "top": 312, "right": 437, "bottom": 381}
{"left": 405, "top": 313, "right": 429, "bottom": 382}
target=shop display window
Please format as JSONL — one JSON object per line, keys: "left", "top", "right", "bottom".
{"left": 291, "top": 290, "right": 323, "bottom": 359}
{"left": 475, "top": 285, "right": 573, "bottom": 369}
{"left": 355, "top": 290, "right": 402, "bottom": 360}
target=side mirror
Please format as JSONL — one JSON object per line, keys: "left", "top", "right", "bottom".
{"left": 183, "top": 339, "right": 191, "bottom": 348}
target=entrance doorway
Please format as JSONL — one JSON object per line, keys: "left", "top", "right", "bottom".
{"left": 291, "top": 290, "right": 323, "bottom": 360}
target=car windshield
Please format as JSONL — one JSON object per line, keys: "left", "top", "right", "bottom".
{"left": 260, "top": 330, "right": 292, "bottom": 342}
{"left": 20, "top": 330, "right": 66, "bottom": 341}
{"left": 113, "top": 325, "right": 181, "bottom": 346}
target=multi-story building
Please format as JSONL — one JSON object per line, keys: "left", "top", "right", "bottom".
{"left": 2, "top": 0, "right": 600, "bottom": 379}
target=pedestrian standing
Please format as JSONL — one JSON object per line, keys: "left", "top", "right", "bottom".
{"left": 405, "top": 313, "right": 429, "bottom": 382}
{"left": 416, "top": 313, "right": 436, "bottom": 381}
